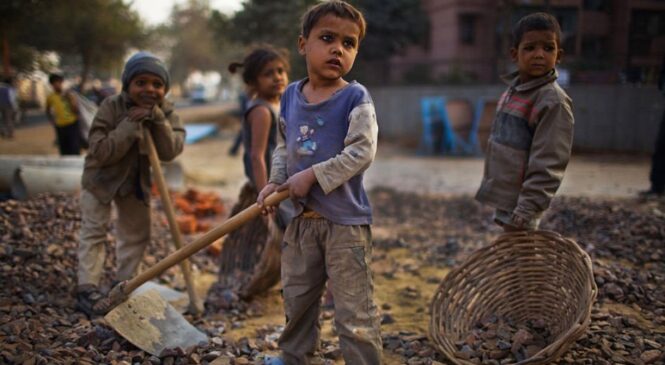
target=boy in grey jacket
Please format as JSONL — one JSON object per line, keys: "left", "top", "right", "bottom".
{"left": 77, "top": 52, "right": 185, "bottom": 316}
{"left": 476, "top": 13, "right": 574, "bottom": 231}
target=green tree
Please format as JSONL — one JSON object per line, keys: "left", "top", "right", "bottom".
{"left": 48, "top": 0, "right": 145, "bottom": 87}
{"left": 349, "top": 0, "right": 428, "bottom": 84}
{"left": 166, "top": 0, "right": 221, "bottom": 85}
{"left": 12, "top": 0, "right": 144, "bottom": 85}
{"left": 0, "top": 0, "right": 54, "bottom": 75}
{"left": 230, "top": 0, "right": 317, "bottom": 79}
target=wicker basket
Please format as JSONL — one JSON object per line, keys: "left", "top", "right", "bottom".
{"left": 429, "top": 230, "right": 597, "bottom": 365}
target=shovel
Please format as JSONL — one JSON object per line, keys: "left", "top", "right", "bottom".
{"left": 104, "top": 189, "right": 289, "bottom": 355}
{"left": 143, "top": 128, "right": 203, "bottom": 315}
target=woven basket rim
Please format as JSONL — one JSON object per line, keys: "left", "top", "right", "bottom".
{"left": 428, "top": 230, "right": 598, "bottom": 365}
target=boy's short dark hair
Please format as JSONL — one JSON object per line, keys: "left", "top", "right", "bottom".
{"left": 512, "top": 12, "right": 562, "bottom": 48}
{"left": 301, "top": 0, "right": 366, "bottom": 41}
{"left": 49, "top": 73, "right": 64, "bottom": 85}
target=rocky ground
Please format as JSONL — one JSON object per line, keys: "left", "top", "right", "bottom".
{"left": 1, "top": 189, "right": 664, "bottom": 365}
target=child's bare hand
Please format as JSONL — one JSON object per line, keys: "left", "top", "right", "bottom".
{"left": 128, "top": 106, "right": 152, "bottom": 123}
{"left": 257, "top": 183, "right": 279, "bottom": 215}
{"left": 279, "top": 168, "right": 316, "bottom": 200}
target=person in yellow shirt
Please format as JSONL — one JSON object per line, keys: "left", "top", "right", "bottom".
{"left": 46, "top": 74, "right": 81, "bottom": 155}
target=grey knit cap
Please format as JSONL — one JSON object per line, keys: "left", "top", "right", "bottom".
{"left": 121, "top": 51, "right": 170, "bottom": 92}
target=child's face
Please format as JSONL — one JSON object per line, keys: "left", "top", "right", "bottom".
{"left": 51, "top": 80, "right": 63, "bottom": 93}
{"left": 128, "top": 72, "right": 166, "bottom": 108}
{"left": 298, "top": 14, "right": 361, "bottom": 83}
{"left": 511, "top": 30, "right": 562, "bottom": 82}
{"left": 253, "top": 59, "right": 288, "bottom": 101}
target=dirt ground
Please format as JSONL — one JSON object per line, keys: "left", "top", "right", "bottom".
{"left": 1, "top": 118, "right": 663, "bottom": 364}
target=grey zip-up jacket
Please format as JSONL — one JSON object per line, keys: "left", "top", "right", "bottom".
{"left": 81, "top": 93, "right": 185, "bottom": 204}
{"left": 475, "top": 69, "right": 574, "bottom": 224}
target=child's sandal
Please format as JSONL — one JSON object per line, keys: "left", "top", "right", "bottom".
{"left": 76, "top": 286, "right": 112, "bottom": 317}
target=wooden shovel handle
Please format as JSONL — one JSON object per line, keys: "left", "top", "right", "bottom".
{"left": 143, "top": 128, "right": 203, "bottom": 314}
{"left": 122, "top": 189, "right": 290, "bottom": 295}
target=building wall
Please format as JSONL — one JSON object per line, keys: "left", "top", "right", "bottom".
{"left": 389, "top": 0, "right": 665, "bottom": 84}
{"left": 369, "top": 84, "right": 664, "bottom": 153}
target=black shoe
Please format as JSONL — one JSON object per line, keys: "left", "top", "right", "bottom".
{"left": 76, "top": 285, "right": 112, "bottom": 317}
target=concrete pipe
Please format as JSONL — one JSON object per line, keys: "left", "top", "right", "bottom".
{"left": 0, "top": 155, "right": 84, "bottom": 192}
{"left": 4, "top": 156, "right": 185, "bottom": 200}
{"left": 11, "top": 164, "right": 83, "bottom": 200}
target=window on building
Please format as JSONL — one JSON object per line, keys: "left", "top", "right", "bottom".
{"left": 459, "top": 14, "right": 476, "bottom": 45}
{"left": 583, "top": 0, "right": 611, "bottom": 12}
{"left": 629, "top": 10, "right": 665, "bottom": 56}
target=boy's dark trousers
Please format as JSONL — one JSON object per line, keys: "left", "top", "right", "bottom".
{"left": 56, "top": 120, "right": 82, "bottom": 155}
{"left": 649, "top": 109, "right": 665, "bottom": 193}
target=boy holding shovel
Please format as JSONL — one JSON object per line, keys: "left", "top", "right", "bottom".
{"left": 77, "top": 52, "right": 185, "bottom": 317}
{"left": 258, "top": 1, "right": 382, "bottom": 363}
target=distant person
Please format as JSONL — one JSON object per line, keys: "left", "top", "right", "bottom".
{"left": 475, "top": 12, "right": 574, "bottom": 231}
{"left": 216, "top": 45, "right": 293, "bottom": 299}
{"left": 640, "top": 55, "right": 665, "bottom": 197}
{"left": 0, "top": 76, "right": 19, "bottom": 139}
{"left": 46, "top": 74, "right": 82, "bottom": 155}
{"left": 76, "top": 52, "right": 185, "bottom": 317}
{"left": 257, "top": 1, "right": 381, "bottom": 363}
{"left": 228, "top": 89, "right": 250, "bottom": 156}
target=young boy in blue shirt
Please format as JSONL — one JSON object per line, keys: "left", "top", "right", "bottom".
{"left": 476, "top": 13, "right": 574, "bottom": 231}
{"left": 257, "top": 1, "right": 381, "bottom": 363}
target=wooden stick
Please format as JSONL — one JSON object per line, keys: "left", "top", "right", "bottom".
{"left": 108, "top": 189, "right": 290, "bottom": 307}
{"left": 143, "top": 128, "right": 203, "bottom": 314}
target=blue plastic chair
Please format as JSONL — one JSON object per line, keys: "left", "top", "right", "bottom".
{"left": 420, "top": 96, "right": 455, "bottom": 155}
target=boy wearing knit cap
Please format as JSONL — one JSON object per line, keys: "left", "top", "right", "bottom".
{"left": 76, "top": 52, "right": 185, "bottom": 316}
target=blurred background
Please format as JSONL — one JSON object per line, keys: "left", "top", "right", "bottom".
{"left": 0, "top": 0, "right": 664, "bottom": 153}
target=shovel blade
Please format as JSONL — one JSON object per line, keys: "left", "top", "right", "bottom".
{"left": 105, "top": 289, "right": 208, "bottom": 356}
{"left": 132, "top": 281, "right": 189, "bottom": 313}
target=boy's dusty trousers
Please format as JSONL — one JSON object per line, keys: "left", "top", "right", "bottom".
{"left": 278, "top": 216, "right": 382, "bottom": 365}
{"left": 78, "top": 189, "right": 150, "bottom": 286}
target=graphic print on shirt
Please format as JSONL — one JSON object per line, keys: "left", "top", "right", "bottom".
{"left": 296, "top": 124, "right": 318, "bottom": 155}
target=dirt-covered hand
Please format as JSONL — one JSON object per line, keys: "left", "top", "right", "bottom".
{"left": 257, "top": 183, "right": 279, "bottom": 215}
{"left": 279, "top": 168, "right": 316, "bottom": 200}
{"left": 152, "top": 105, "right": 166, "bottom": 122}
{"left": 128, "top": 106, "right": 152, "bottom": 123}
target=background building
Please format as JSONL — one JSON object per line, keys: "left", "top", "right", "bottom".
{"left": 389, "top": 0, "right": 665, "bottom": 84}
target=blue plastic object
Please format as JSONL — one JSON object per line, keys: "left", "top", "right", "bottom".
{"left": 420, "top": 96, "right": 484, "bottom": 156}
{"left": 184, "top": 123, "right": 219, "bottom": 144}
{"left": 420, "top": 96, "right": 455, "bottom": 155}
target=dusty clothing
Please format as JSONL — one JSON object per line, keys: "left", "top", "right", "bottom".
{"left": 46, "top": 91, "right": 78, "bottom": 127}
{"left": 242, "top": 98, "right": 279, "bottom": 187}
{"left": 47, "top": 91, "right": 82, "bottom": 155}
{"left": 216, "top": 183, "right": 276, "bottom": 296}
{"left": 270, "top": 79, "right": 381, "bottom": 364}
{"left": 55, "top": 121, "right": 82, "bottom": 155}
{"left": 81, "top": 92, "right": 185, "bottom": 205}
{"left": 269, "top": 79, "right": 379, "bottom": 225}
{"left": 279, "top": 217, "right": 381, "bottom": 365}
{"left": 78, "top": 189, "right": 150, "bottom": 286}
{"left": 0, "top": 83, "right": 18, "bottom": 138}
{"left": 475, "top": 70, "right": 574, "bottom": 227}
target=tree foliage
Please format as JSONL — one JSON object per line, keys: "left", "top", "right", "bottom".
{"left": 353, "top": 0, "right": 428, "bottom": 60}
{"left": 0, "top": 0, "right": 55, "bottom": 74}
{"left": 1, "top": 0, "right": 144, "bottom": 85}
{"left": 348, "top": 0, "right": 428, "bottom": 84}
{"left": 166, "top": 0, "right": 220, "bottom": 84}
{"left": 230, "top": 0, "right": 318, "bottom": 79}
